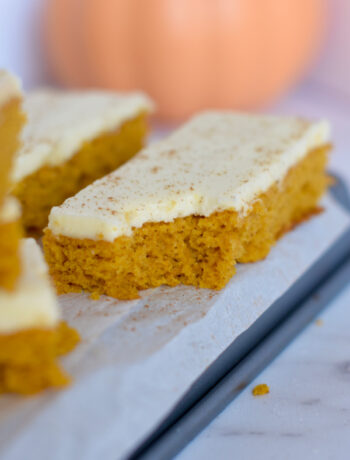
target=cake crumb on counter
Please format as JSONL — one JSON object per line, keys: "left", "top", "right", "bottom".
{"left": 252, "top": 383, "right": 270, "bottom": 396}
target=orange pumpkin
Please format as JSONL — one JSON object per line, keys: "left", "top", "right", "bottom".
{"left": 46, "top": 0, "right": 327, "bottom": 121}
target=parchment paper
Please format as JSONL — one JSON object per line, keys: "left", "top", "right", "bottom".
{"left": 0, "top": 195, "right": 349, "bottom": 460}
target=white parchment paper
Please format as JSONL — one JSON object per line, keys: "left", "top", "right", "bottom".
{"left": 0, "top": 195, "right": 349, "bottom": 460}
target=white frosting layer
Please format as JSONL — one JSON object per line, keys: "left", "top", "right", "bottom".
{"left": 0, "top": 239, "right": 60, "bottom": 334}
{"left": 0, "top": 196, "right": 21, "bottom": 223}
{"left": 0, "top": 70, "right": 21, "bottom": 107}
{"left": 49, "top": 112, "right": 331, "bottom": 242}
{"left": 12, "top": 89, "right": 154, "bottom": 182}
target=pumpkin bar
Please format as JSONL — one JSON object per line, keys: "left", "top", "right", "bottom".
{"left": 0, "top": 72, "right": 79, "bottom": 394}
{"left": 12, "top": 89, "right": 154, "bottom": 234}
{"left": 43, "top": 112, "right": 331, "bottom": 300}
{"left": 0, "top": 238, "right": 80, "bottom": 395}
{"left": 0, "top": 70, "right": 26, "bottom": 207}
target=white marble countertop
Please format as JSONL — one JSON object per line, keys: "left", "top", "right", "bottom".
{"left": 179, "top": 285, "right": 350, "bottom": 460}
{"left": 178, "top": 85, "right": 350, "bottom": 460}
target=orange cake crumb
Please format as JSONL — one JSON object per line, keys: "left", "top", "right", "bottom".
{"left": 0, "top": 321, "right": 80, "bottom": 395}
{"left": 90, "top": 292, "right": 101, "bottom": 301}
{"left": 43, "top": 145, "right": 330, "bottom": 300}
{"left": 252, "top": 383, "right": 270, "bottom": 396}
{"left": 13, "top": 113, "right": 149, "bottom": 234}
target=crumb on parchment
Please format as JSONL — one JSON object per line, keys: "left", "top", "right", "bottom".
{"left": 90, "top": 292, "right": 100, "bottom": 300}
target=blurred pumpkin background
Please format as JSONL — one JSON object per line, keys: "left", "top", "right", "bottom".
{"left": 45, "top": 0, "right": 326, "bottom": 120}
{"left": 0, "top": 0, "right": 349, "bottom": 173}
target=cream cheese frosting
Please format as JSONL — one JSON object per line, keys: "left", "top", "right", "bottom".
{"left": 48, "top": 112, "right": 331, "bottom": 242}
{"left": 0, "top": 70, "right": 21, "bottom": 107}
{"left": 12, "top": 89, "right": 154, "bottom": 182}
{"left": 0, "top": 196, "right": 21, "bottom": 223}
{"left": 0, "top": 239, "right": 60, "bottom": 334}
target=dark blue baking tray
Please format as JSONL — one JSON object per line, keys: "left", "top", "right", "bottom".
{"left": 128, "top": 176, "right": 350, "bottom": 460}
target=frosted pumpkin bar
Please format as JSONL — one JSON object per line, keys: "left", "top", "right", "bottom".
{"left": 12, "top": 89, "right": 154, "bottom": 233}
{"left": 43, "top": 112, "right": 331, "bottom": 300}
{"left": 0, "top": 238, "right": 80, "bottom": 395}
{"left": 0, "top": 70, "right": 26, "bottom": 207}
